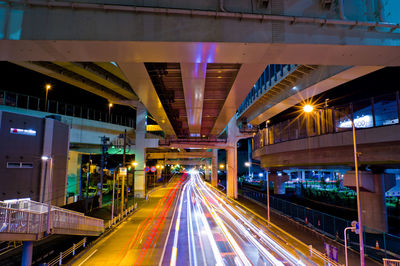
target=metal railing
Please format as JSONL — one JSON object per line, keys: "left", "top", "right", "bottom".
{"left": 242, "top": 189, "right": 400, "bottom": 262}
{"left": 0, "top": 90, "right": 135, "bottom": 128}
{"left": 384, "top": 258, "right": 400, "bottom": 266}
{"left": 0, "top": 199, "right": 103, "bottom": 239}
{"left": 237, "top": 64, "right": 297, "bottom": 117}
{"left": 104, "top": 203, "right": 137, "bottom": 229}
{"left": 159, "top": 137, "right": 227, "bottom": 146}
{"left": 254, "top": 91, "right": 400, "bottom": 150}
{"left": 45, "top": 237, "right": 87, "bottom": 266}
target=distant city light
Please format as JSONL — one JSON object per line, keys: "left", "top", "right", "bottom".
{"left": 219, "top": 164, "right": 225, "bottom": 169}
{"left": 41, "top": 156, "right": 50, "bottom": 161}
{"left": 259, "top": 173, "right": 263, "bottom": 177}
{"left": 292, "top": 86, "right": 297, "bottom": 90}
{"left": 10, "top": 128, "right": 36, "bottom": 136}
{"left": 244, "top": 162, "right": 251, "bottom": 167}
{"left": 338, "top": 115, "right": 373, "bottom": 128}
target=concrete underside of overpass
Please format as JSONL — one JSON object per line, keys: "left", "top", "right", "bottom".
{"left": 1, "top": 0, "right": 400, "bottom": 203}
{"left": 254, "top": 124, "right": 400, "bottom": 168}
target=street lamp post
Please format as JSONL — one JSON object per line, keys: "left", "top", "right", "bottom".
{"left": 303, "top": 104, "right": 365, "bottom": 265}
{"left": 245, "top": 161, "right": 270, "bottom": 224}
{"left": 108, "top": 103, "right": 113, "bottom": 123}
{"left": 41, "top": 155, "right": 53, "bottom": 235}
{"left": 45, "top": 84, "right": 51, "bottom": 112}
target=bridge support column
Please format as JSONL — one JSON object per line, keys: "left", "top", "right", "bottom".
{"left": 344, "top": 171, "right": 395, "bottom": 232}
{"left": 134, "top": 103, "right": 146, "bottom": 198}
{"left": 226, "top": 147, "right": 238, "bottom": 199}
{"left": 21, "top": 241, "right": 33, "bottom": 266}
{"left": 205, "top": 160, "right": 210, "bottom": 181}
{"left": 211, "top": 149, "right": 218, "bottom": 187}
{"left": 67, "top": 150, "right": 82, "bottom": 201}
{"left": 269, "top": 173, "right": 289, "bottom": 195}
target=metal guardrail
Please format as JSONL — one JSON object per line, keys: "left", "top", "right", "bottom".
{"left": 237, "top": 64, "right": 297, "bottom": 118}
{"left": 0, "top": 199, "right": 103, "bottom": 240}
{"left": 242, "top": 189, "right": 400, "bottom": 262}
{"left": 384, "top": 258, "right": 400, "bottom": 266}
{"left": 0, "top": 90, "right": 135, "bottom": 128}
{"left": 159, "top": 137, "right": 227, "bottom": 146}
{"left": 45, "top": 237, "right": 87, "bottom": 266}
{"left": 104, "top": 203, "right": 137, "bottom": 229}
{"left": 254, "top": 91, "right": 400, "bottom": 150}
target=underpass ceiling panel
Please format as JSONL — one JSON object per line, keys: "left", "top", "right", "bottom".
{"left": 145, "top": 63, "right": 188, "bottom": 137}
{"left": 210, "top": 63, "right": 268, "bottom": 135}
{"left": 181, "top": 63, "right": 207, "bottom": 136}
{"left": 202, "top": 63, "right": 241, "bottom": 136}
{"left": 117, "top": 62, "right": 176, "bottom": 137}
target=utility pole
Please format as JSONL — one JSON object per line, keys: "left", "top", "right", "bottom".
{"left": 99, "top": 136, "right": 109, "bottom": 208}
{"left": 122, "top": 130, "right": 127, "bottom": 210}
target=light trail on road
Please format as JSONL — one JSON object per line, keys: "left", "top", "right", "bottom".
{"left": 161, "top": 172, "right": 330, "bottom": 266}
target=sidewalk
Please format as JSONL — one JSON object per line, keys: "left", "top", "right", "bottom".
{"left": 237, "top": 195, "right": 381, "bottom": 266}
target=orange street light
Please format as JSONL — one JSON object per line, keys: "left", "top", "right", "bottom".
{"left": 303, "top": 104, "right": 314, "bottom": 113}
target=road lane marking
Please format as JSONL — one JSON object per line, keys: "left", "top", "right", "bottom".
{"left": 158, "top": 180, "right": 182, "bottom": 266}
{"left": 78, "top": 249, "right": 98, "bottom": 266}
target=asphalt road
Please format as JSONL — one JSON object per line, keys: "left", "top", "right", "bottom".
{"left": 72, "top": 172, "right": 338, "bottom": 266}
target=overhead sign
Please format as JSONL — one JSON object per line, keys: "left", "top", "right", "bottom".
{"left": 119, "top": 167, "right": 127, "bottom": 176}
{"left": 150, "top": 166, "right": 156, "bottom": 173}
{"left": 144, "top": 167, "right": 150, "bottom": 173}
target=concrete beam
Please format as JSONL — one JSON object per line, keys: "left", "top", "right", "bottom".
{"left": 181, "top": 63, "right": 206, "bottom": 135}
{"left": 165, "top": 160, "right": 205, "bottom": 165}
{"left": 11, "top": 61, "right": 125, "bottom": 102}
{"left": 52, "top": 62, "right": 138, "bottom": 100}
{"left": 117, "top": 62, "right": 176, "bottom": 137}
{"left": 248, "top": 66, "right": 383, "bottom": 124}
{"left": 210, "top": 63, "right": 267, "bottom": 135}
{"left": 147, "top": 152, "right": 212, "bottom": 159}
{"left": 255, "top": 124, "right": 400, "bottom": 168}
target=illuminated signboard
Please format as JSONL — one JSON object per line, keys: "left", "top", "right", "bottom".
{"left": 10, "top": 128, "right": 37, "bottom": 136}
{"left": 338, "top": 115, "right": 373, "bottom": 129}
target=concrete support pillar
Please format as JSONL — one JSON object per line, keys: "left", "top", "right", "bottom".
{"left": 248, "top": 138, "right": 252, "bottom": 178}
{"left": 344, "top": 171, "right": 395, "bottom": 232}
{"left": 269, "top": 173, "right": 289, "bottom": 195}
{"left": 205, "top": 160, "right": 210, "bottom": 181}
{"left": 226, "top": 147, "right": 238, "bottom": 199}
{"left": 134, "top": 103, "right": 146, "bottom": 198}
{"left": 211, "top": 149, "right": 218, "bottom": 187}
{"left": 67, "top": 151, "right": 81, "bottom": 201}
{"left": 157, "top": 161, "right": 162, "bottom": 181}
{"left": 274, "top": 180, "right": 286, "bottom": 194}
{"left": 21, "top": 241, "right": 33, "bottom": 266}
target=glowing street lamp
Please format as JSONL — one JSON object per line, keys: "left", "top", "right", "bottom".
{"left": 45, "top": 84, "right": 52, "bottom": 112}
{"left": 108, "top": 103, "right": 113, "bottom": 122}
{"left": 303, "top": 104, "right": 314, "bottom": 113}
{"left": 131, "top": 161, "right": 138, "bottom": 167}
{"left": 156, "top": 165, "right": 160, "bottom": 169}
{"left": 302, "top": 103, "right": 365, "bottom": 265}
{"left": 219, "top": 164, "right": 225, "bottom": 169}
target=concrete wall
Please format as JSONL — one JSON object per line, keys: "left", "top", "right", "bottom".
{"left": 0, "top": 0, "right": 399, "bottom": 66}
{"left": 254, "top": 124, "right": 400, "bottom": 168}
